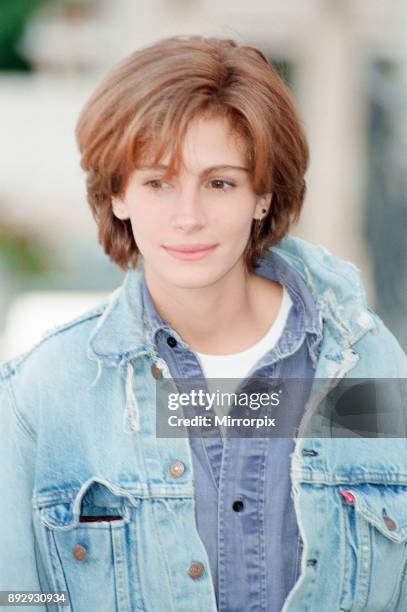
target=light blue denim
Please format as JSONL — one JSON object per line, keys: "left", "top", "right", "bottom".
{"left": 1, "top": 235, "right": 406, "bottom": 612}
{"left": 141, "top": 249, "right": 322, "bottom": 612}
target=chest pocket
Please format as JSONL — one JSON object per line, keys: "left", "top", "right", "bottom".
{"left": 36, "top": 480, "right": 139, "bottom": 612}
{"left": 339, "top": 484, "right": 407, "bottom": 612}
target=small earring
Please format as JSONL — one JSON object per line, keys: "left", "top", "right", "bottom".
{"left": 254, "top": 208, "right": 268, "bottom": 222}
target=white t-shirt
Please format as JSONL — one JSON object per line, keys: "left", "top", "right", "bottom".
{"left": 195, "top": 286, "right": 293, "bottom": 431}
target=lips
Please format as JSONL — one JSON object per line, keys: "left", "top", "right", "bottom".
{"left": 163, "top": 244, "right": 216, "bottom": 253}
{"left": 163, "top": 244, "right": 218, "bottom": 261}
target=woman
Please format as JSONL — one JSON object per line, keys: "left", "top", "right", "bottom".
{"left": 1, "top": 36, "right": 406, "bottom": 612}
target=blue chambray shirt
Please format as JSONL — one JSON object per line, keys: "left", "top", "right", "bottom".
{"left": 141, "top": 249, "right": 323, "bottom": 612}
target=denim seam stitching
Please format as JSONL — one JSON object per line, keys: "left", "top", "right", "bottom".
{"left": 5, "top": 376, "right": 37, "bottom": 442}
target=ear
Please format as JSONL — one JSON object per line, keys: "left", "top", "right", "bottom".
{"left": 253, "top": 192, "right": 272, "bottom": 221}
{"left": 111, "top": 197, "right": 131, "bottom": 221}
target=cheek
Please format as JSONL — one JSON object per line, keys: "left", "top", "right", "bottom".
{"left": 128, "top": 203, "right": 162, "bottom": 237}
{"left": 214, "top": 199, "right": 255, "bottom": 237}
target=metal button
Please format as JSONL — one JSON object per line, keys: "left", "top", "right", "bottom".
{"left": 168, "top": 460, "right": 185, "bottom": 478}
{"left": 150, "top": 363, "right": 163, "bottom": 379}
{"left": 167, "top": 336, "right": 177, "bottom": 348}
{"left": 383, "top": 514, "right": 397, "bottom": 531}
{"left": 72, "top": 544, "right": 87, "bottom": 561}
{"left": 188, "top": 561, "right": 205, "bottom": 579}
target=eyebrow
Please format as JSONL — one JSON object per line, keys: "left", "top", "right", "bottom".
{"left": 136, "top": 164, "right": 249, "bottom": 177}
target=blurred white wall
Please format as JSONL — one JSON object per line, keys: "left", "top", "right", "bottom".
{"left": 0, "top": 291, "right": 108, "bottom": 363}
{"left": 1, "top": 0, "right": 405, "bottom": 273}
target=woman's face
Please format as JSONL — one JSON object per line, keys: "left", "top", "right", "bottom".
{"left": 112, "top": 114, "right": 270, "bottom": 289}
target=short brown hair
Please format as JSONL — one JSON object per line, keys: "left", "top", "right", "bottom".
{"left": 75, "top": 35, "right": 309, "bottom": 273}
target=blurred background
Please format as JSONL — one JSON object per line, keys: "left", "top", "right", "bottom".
{"left": 0, "top": 0, "right": 406, "bottom": 362}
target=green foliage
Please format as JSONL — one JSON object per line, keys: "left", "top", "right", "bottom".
{"left": 0, "top": 224, "right": 51, "bottom": 277}
{"left": 271, "top": 59, "right": 293, "bottom": 87}
{"left": 0, "top": 0, "right": 50, "bottom": 71}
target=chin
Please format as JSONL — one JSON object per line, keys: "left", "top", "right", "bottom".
{"left": 165, "top": 268, "right": 222, "bottom": 289}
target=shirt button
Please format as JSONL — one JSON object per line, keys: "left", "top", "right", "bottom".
{"left": 188, "top": 561, "right": 205, "bottom": 579}
{"left": 150, "top": 363, "right": 163, "bottom": 379}
{"left": 167, "top": 336, "right": 177, "bottom": 348}
{"left": 72, "top": 544, "right": 87, "bottom": 561}
{"left": 232, "top": 499, "right": 244, "bottom": 512}
{"left": 168, "top": 459, "right": 185, "bottom": 478}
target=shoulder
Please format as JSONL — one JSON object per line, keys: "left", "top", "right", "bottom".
{"left": 272, "top": 235, "right": 406, "bottom": 377}
{"left": 271, "top": 235, "right": 365, "bottom": 294}
{"left": 0, "top": 300, "right": 111, "bottom": 433}
{"left": 0, "top": 302, "right": 108, "bottom": 381}
{"left": 350, "top": 306, "right": 407, "bottom": 378}
{"left": 271, "top": 235, "right": 371, "bottom": 328}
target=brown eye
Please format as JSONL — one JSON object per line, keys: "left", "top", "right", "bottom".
{"left": 145, "top": 179, "right": 163, "bottom": 189}
{"left": 209, "top": 179, "right": 235, "bottom": 190}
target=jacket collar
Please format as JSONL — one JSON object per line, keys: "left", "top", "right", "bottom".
{"left": 141, "top": 246, "right": 322, "bottom": 354}
{"left": 271, "top": 235, "right": 376, "bottom": 347}
{"left": 87, "top": 235, "right": 376, "bottom": 366}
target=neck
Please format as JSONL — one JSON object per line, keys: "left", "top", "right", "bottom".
{"left": 144, "top": 259, "right": 283, "bottom": 355}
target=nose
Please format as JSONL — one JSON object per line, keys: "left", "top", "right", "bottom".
{"left": 171, "top": 186, "right": 206, "bottom": 231}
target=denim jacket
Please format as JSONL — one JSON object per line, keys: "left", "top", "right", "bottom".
{"left": 1, "top": 234, "right": 406, "bottom": 612}
{"left": 141, "top": 248, "right": 323, "bottom": 612}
